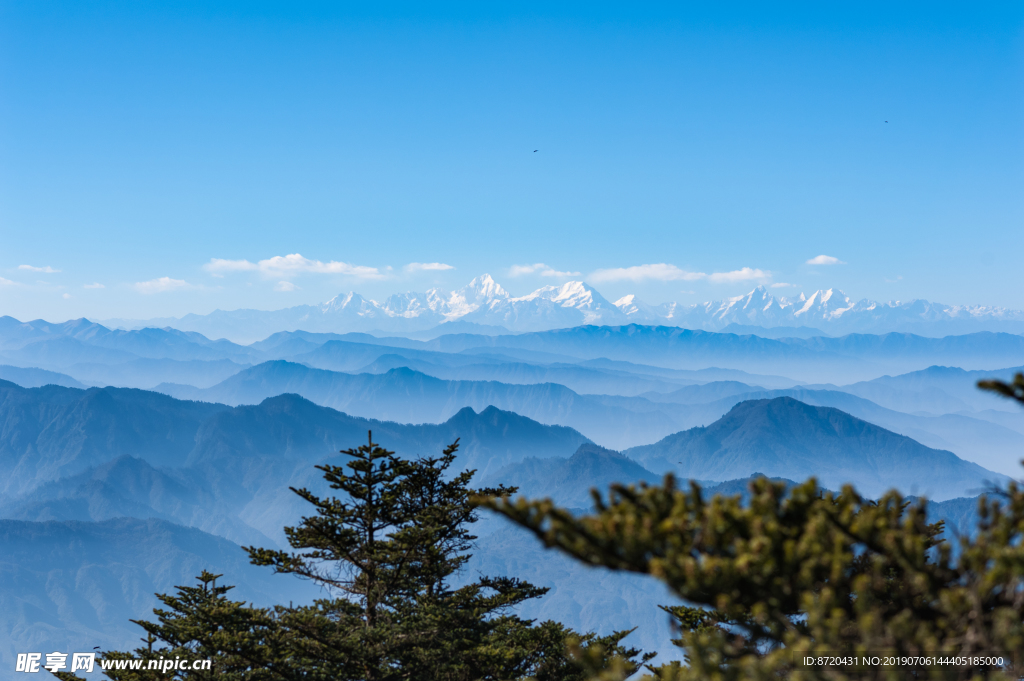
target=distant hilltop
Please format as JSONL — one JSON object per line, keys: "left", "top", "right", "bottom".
{"left": 97, "top": 274, "right": 1024, "bottom": 343}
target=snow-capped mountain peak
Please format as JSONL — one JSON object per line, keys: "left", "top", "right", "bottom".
{"left": 461, "top": 274, "right": 509, "bottom": 301}
{"left": 549, "top": 281, "right": 621, "bottom": 321}
{"left": 381, "top": 292, "right": 434, "bottom": 318}
{"left": 438, "top": 274, "right": 507, "bottom": 318}
{"left": 794, "top": 290, "right": 820, "bottom": 316}
{"left": 793, "top": 288, "right": 855, "bottom": 320}
{"left": 614, "top": 294, "right": 661, "bottom": 322}
{"left": 226, "top": 276, "right": 1024, "bottom": 337}
{"left": 708, "top": 285, "right": 782, "bottom": 323}
{"left": 321, "top": 292, "right": 381, "bottom": 315}
{"left": 552, "top": 281, "right": 595, "bottom": 306}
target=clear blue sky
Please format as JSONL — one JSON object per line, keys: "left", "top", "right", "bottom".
{"left": 1, "top": 1, "right": 1022, "bottom": 321}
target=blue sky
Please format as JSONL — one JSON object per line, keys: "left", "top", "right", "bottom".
{"left": 1, "top": 1, "right": 1022, "bottom": 321}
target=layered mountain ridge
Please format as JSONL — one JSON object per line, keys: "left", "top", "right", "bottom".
{"left": 0, "top": 370, "right": 1013, "bottom": 670}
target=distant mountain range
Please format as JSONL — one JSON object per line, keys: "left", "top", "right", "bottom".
{"left": 0, "top": 380, "right": 591, "bottom": 537}
{"left": 625, "top": 397, "right": 1006, "bottom": 499}
{"left": 148, "top": 358, "right": 1024, "bottom": 466}
{"left": 0, "top": 517, "right": 317, "bottom": 673}
{"left": 156, "top": 361, "right": 684, "bottom": 451}
{"left": 3, "top": 313, "right": 1023, "bottom": 468}
{"left": 427, "top": 325, "right": 1024, "bottom": 381}
{"left": 7, "top": 313, "right": 1024, "bottom": 390}
{"left": 4, "top": 291, "right": 1022, "bottom": 674}
{"left": 637, "top": 384, "right": 1024, "bottom": 478}
{"left": 0, "top": 378, "right": 1009, "bottom": 672}
{"left": 97, "top": 275, "right": 1024, "bottom": 342}
{"left": 0, "top": 380, "right": 999, "bottom": 537}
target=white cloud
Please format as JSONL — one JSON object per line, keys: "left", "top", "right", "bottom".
{"left": 0, "top": 277, "right": 16, "bottom": 286}
{"left": 203, "top": 258, "right": 258, "bottom": 276}
{"left": 706, "top": 267, "right": 770, "bottom": 283}
{"left": 509, "top": 263, "right": 545, "bottom": 277}
{"left": 204, "top": 253, "right": 384, "bottom": 280}
{"left": 589, "top": 263, "right": 768, "bottom": 284}
{"left": 589, "top": 264, "right": 705, "bottom": 283}
{"left": 18, "top": 264, "right": 60, "bottom": 273}
{"left": 260, "top": 254, "right": 383, "bottom": 278}
{"left": 62, "top": 293, "right": 71, "bottom": 299}
{"left": 805, "top": 255, "right": 845, "bottom": 265}
{"left": 405, "top": 262, "right": 455, "bottom": 273}
{"left": 771, "top": 282, "right": 797, "bottom": 288}
{"left": 509, "top": 263, "right": 581, "bottom": 278}
{"left": 274, "top": 280, "right": 299, "bottom": 292}
{"left": 135, "top": 277, "right": 189, "bottom": 294}
{"left": 83, "top": 282, "right": 105, "bottom": 289}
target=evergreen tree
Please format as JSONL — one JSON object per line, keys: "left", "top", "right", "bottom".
{"left": 247, "top": 434, "right": 649, "bottom": 680}
{"left": 61, "top": 434, "right": 649, "bottom": 680}
{"left": 481, "top": 377, "right": 1024, "bottom": 680}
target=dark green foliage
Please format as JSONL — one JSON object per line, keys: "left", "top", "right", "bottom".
{"left": 483, "top": 377, "right": 1024, "bottom": 680}
{"left": 476, "top": 374, "right": 1024, "bottom": 680}
{"left": 104, "top": 571, "right": 292, "bottom": 680}
{"left": 49, "top": 570, "right": 289, "bottom": 680}
{"left": 73, "top": 433, "right": 648, "bottom": 680}
{"left": 486, "top": 471, "right": 1024, "bottom": 680}
{"left": 246, "top": 433, "right": 649, "bottom": 680}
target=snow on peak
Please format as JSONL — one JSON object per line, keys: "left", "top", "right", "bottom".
{"left": 613, "top": 293, "right": 660, "bottom": 321}
{"left": 794, "top": 291, "right": 820, "bottom": 316}
{"left": 308, "top": 278, "right": 1023, "bottom": 334}
{"left": 461, "top": 274, "right": 509, "bottom": 301}
{"left": 614, "top": 294, "right": 636, "bottom": 308}
{"left": 424, "top": 287, "right": 452, "bottom": 313}
{"left": 553, "top": 280, "right": 594, "bottom": 305}
{"left": 440, "top": 274, "right": 512, "bottom": 319}
{"left": 322, "top": 292, "right": 379, "bottom": 314}
{"left": 382, "top": 292, "right": 438, "bottom": 318}
{"left": 793, "top": 288, "right": 855, "bottom": 319}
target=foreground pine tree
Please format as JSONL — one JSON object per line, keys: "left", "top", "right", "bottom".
{"left": 482, "top": 377, "right": 1024, "bottom": 680}
{"left": 58, "top": 435, "right": 648, "bottom": 680}
{"left": 246, "top": 434, "right": 647, "bottom": 680}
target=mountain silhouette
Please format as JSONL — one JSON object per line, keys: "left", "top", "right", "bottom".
{"left": 0, "top": 380, "right": 592, "bottom": 543}
{"left": 625, "top": 397, "right": 1006, "bottom": 499}
{"left": 158, "top": 360, "right": 679, "bottom": 450}
{"left": 0, "top": 379, "right": 228, "bottom": 496}
{"left": 483, "top": 443, "right": 663, "bottom": 507}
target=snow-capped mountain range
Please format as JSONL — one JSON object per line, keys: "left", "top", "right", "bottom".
{"left": 299, "top": 276, "right": 624, "bottom": 331}
{"left": 101, "top": 275, "right": 1024, "bottom": 343}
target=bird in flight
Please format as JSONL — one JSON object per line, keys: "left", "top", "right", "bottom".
{"left": 533, "top": 149, "right": 538, "bottom": 152}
